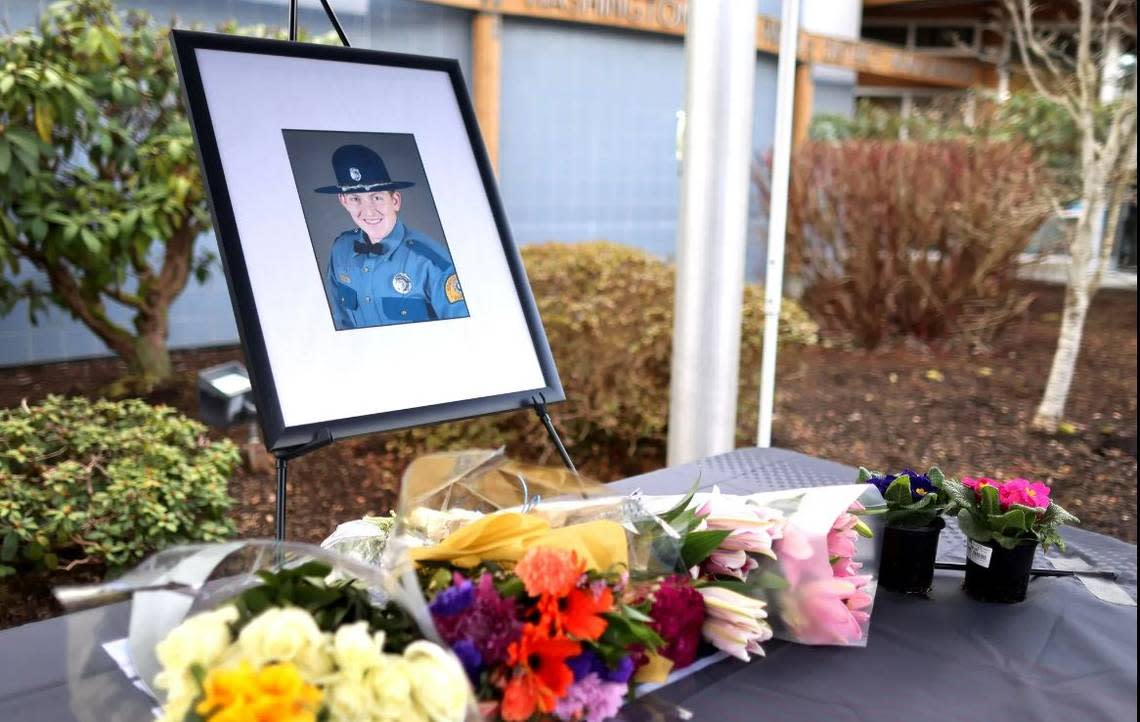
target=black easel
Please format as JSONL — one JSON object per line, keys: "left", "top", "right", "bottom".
{"left": 532, "top": 393, "right": 577, "bottom": 474}
{"left": 271, "top": 1, "right": 576, "bottom": 542}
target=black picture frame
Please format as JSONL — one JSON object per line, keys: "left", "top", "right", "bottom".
{"left": 170, "top": 30, "right": 563, "bottom": 452}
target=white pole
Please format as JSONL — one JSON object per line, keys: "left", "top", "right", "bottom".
{"left": 667, "top": 0, "right": 758, "bottom": 466}
{"left": 757, "top": 0, "right": 802, "bottom": 448}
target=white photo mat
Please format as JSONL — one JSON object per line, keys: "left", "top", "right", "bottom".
{"left": 194, "top": 48, "right": 546, "bottom": 429}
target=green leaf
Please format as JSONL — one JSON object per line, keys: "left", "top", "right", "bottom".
{"left": 620, "top": 604, "right": 654, "bottom": 623}
{"left": 658, "top": 482, "right": 699, "bottom": 524}
{"left": 42, "top": 552, "right": 59, "bottom": 570}
{"left": 979, "top": 485, "right": 1002, "bottom": 516}
{"left": 757, "top": 569, "right": 790, "bottom": 590}
{"left": 0, "top": 532, "right": 18, "bottom": 563}
{"left": 855, "top": 467, "right": 875, "bottom": 484}
{"left": 4, "top": 128, "right": 40, "bottom": 159}
{"left": 0, "top": 140, "right": 10, "bottom": 175}
{"left": 884, "top": 475, "right": 914, "bottom": 505}
{"left": 927, "top": 467, "right": 946, "bottom": 488}
{"left": 79, "top": 228, "right": 100, "bottom": 254}
{"left": 680, "top": 529, "right": 732, "bottom": 568}
{"left": 0, "top": 564, "right": 15, "bottom": 578}
{"left": 956, "top": 509, "right": 991, "bottom": 543}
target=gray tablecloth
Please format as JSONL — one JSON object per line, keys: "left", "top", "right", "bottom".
{"left": 0, "top": 448, "right": 1135, "bottom": 722}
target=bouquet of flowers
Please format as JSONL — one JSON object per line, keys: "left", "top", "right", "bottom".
{"left": 377, "top": 452, "right": 698, "bottom": 720}
{"left": 659, "top": 485, "right": 881, "bottom": 649}
{"left": 56, "top": 541, "right": 475, "bottom": 722}
{"left": 858, "top": 467, "right": 950, "bottom": 594}
{"left": 942, "top": 476, "right": 1079, "bottom": 602}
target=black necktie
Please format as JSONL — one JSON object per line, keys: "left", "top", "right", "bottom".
{"left": 354, "top": 241, "right": 388, "bottom": 256}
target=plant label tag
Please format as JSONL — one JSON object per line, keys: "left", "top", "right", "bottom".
{"left": 967, "top": 540, "right": 993, "bottom": 569}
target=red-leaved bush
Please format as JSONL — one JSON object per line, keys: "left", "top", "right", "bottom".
{"left": 759, "top": 140, "right": 1050, "bottom": 348}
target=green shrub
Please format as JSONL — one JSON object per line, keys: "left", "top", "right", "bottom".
{"left": 381, "top": 242, "right": 818, "bottom": 479}
{"left": 0, "top": 396, "right": 239, "bottom": 575}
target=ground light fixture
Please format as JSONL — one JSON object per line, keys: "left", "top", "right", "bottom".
{"left": 196, "top": 361, "right": 256, "bottom": 428}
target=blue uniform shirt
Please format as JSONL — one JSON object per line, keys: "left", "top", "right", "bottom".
{"left": 324, "top": 220, "right": 469, "bottom": 329}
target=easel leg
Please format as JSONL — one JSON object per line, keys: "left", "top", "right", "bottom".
{"left": 532, "top": 394, "right": 577, "bottom": 473}
{"left": 275, "top": 456, "right": 288, "bottom": 542}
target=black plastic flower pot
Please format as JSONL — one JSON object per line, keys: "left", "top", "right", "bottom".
{"left": 878, "top": 517, "right": 945, "bottom": 595}
{"left": 963, "top": 538, "right": 1038, "bottom": 603}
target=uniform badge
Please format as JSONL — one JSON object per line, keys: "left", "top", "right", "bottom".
{"left": 445, "top": 274, "right": 464, "bottom": 304}
{"left": 338, "top": 273, "right": 351, "bottom": 284}
{"left": 392, "top": 272, "right": 413, "bottom": 295}
{"left": 349, "top": 167, "right": 362, "bottom": 182}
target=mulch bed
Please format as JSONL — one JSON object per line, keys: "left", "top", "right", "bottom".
{"left": 0, "top": 281, "right": 1135, "bottom": 630}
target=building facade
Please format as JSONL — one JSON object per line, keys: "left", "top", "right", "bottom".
{"left": 1, "top": 0, "right": 980, "bottom": 366}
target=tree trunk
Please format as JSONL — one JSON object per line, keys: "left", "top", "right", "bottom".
{"left": 131, "top": 328, "right": 173, "bottom": 391}
{"left": 1032, "top": 281, "right": 1091, "bottom": 432}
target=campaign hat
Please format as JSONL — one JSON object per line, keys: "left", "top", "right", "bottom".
{"left": 314, "top": 144, "right": 415, "bottom": 194}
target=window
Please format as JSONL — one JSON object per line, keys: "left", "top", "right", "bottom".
{"left": 914, "top": 25, "right": 976, "bottom": 50}
{"left": 862, "top": 25, "right": 908, "bottom": 46}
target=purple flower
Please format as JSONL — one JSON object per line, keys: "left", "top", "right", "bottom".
{"left": 606, "top": 656, "right": 635, "bottom": 684}
{"left": 902, "top": 468, "right": 936, "bottom": 501}
{"left": 450, "top": 639, "right": 483, "bottom": 684}
{"left": 432, "top": 573, "right": 521, "bottom": 666}
{"left": 429, "top": 577, "right": 475, "bottom": 616}
{"left": 867, "top": 469, "right": 936, "bottom": 502}
{"left": 567, "top": 650, "right": 606, "bottom": 682}
{"left": 569, "top": 650, "right": 635, "bottom": 685}
{"left": 554, "top": 673, "right": 627, "bottom": 722}
{"left": 866, "top": 473, "right": 897, "bottom": 497}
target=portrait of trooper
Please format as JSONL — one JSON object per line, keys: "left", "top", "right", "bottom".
{"left": 314, "top": 143, "right": 469, "bottom": 330}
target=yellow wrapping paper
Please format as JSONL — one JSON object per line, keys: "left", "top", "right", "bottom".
{"left": 408, "top": 512, "right": 629, "bottom": 572}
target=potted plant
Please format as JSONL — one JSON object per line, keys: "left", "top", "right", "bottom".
{"left": 859, "top": 467, "right": 949, "bottom": 595}
{"left": 943, "top": 477, "right": 1079, "bottom": 603}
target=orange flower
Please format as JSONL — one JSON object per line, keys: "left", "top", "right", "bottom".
{"left": 514, "top": 546, "right": 585, "bottom": 598}
{"left": 540, "top": 587, "right": 614, "bottom": 641}
{"left": 503, "top": 623, "right": 581, "bottom": 719}
{"left": 501, "top": 670, "right": 546, "bottom": 721}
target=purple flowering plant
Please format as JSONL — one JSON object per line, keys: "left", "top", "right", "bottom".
{"left": 857, "top": 466, "right": 949, "bottom": 528}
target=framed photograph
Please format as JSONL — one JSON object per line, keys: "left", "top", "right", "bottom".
{"left": 171, "top": 30, "right": 562, "bottom": 451}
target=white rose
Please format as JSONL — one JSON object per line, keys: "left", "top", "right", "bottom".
{"left": 237, "top": 607, "right": 324, "bottom": 668}
{"left": 333, "top": 622, "right": 385, "bottom": 680}
{"left": 155, "top": 606, "right": 238, "bottom": 678}
{"left": 368, "top": 657, "right": 416, "bottom": 722}
{"left": 326, "top": 678, "right": 375, "bottom": 722}
{"left": 403, "top": 641, "right": 470, "bottom": 722}
{"left": 157, "top": 691, "right": 197, "bottom": 722}
{"left": 295, "top": 631, "right": 335, "bottom": 678}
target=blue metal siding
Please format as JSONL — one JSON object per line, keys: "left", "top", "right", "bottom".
{"left": 499, "top": 18, "right": 779, "bottom": 261}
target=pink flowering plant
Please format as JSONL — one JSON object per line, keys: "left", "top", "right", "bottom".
{"left": 943, "top": 477, "right": 1079, "bottom": 551}
{"left": 857, "top": 466, "right": 949, "bottom": 528}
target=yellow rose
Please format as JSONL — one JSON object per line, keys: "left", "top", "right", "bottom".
{"left": 403, "top": 641, "right": 469, "bottom": 722}
{"left": 332, "top": 622, "right": 385, "bottom": 680}
{"left": 237, "top": 607, "right": 324, "bottom": 669}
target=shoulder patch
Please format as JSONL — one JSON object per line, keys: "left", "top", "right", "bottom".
{"left": 445, "top": 274, "right": 463, "bottom": 304}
